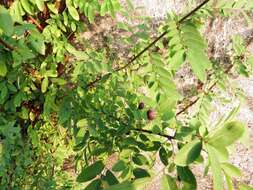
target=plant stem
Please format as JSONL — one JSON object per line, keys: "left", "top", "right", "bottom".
{"left": 0, "top": 38, "right": 14, "bottom": 51}
{"left": 86, "top": 0, "right": 210, "bottom": 89}
{"left": 176, "top": 64, "right": 233, "bottom": 116}
{"left": 131, "top": 128, "right": 174, "bottom": 140}
{"left": 28, "top": 16, "right": 44, "bottom": 32}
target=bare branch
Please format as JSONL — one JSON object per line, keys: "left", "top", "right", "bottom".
{"left": 0, "top": 38, "right": 14, "bottom": 51}
{"left": 131, "top": 128, "right": 174, "bottom": 140}
{"left": 176, "top": 64, "right": 233, "bottom": 116}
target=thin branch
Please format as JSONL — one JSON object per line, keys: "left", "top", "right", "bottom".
{"left": 178, "top": 0, "right": 210, "bottom": 24}
{"left": 28, "top": 16, "right": 44, "bottom": 32}
{"left": 112, "top": 0, "right": 210, "bottom": 73}
{"left": 176, "top": 97, "right": 199, "bottom": 116}
{"left": 114, "top": 30, "right": 168, "bottom": 72}
{"left": 0, "top": 38, "right": 14, "bottom": 51}
{"left": 176, "top": 64, "right": 233, "bottom": 116}
{"left": 131, "top": 128, "right": 174, "bottom": 140}
{"left": 86, "top": 0, "right": 210, "bottom": 89}
{"left": 87, "top": 75, "right": 102, "bottom": 89}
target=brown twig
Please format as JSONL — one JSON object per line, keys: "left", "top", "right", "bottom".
{"left": 28, "top": 16, "right": 44, "bottom": 32}
{"left": 0, "top": 38, "right": 14, "bottom": 51}
{"left": 176, "top": 64, "right": 233, "bottom": 116}
{"left": 131, "top": 128, "right": 174, "bottom": 140}
{"left": 86, "top": 0, "right": 210, "bottom": 89}
{"left": 176, "top": 97, "right": 199, "bottom": 116}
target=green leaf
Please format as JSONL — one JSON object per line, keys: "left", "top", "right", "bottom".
{"left": 58, "top": 97, "right": 71, "bottom": 125}
{"left": 112, "top": 160, "right": 127, "bottom": 172}
{"left": 181, "top": 22, "right": 211, "bottom": 82}
{"left": 133, "top": 168, "right": 150, "bottom": 179}
{"left": 20, "top": 0, "right": 33, "bottom": 14}
{"left": 104, "top": 178, "right": 150, "bottom": 190}
{"left": 133, "top": 177, "right": 151, "bottom": 189}
{"left": 35, "top": 0, "right": 44, "bottom": 11}
{"left": 12, "top": 46, "right": 36, "bottom": 66}
{"left": 240, "top": 124, "right": 250, "bottom": 148}
{"left": 108, "top": 0, "right": 115, "bottom": 17}
{"left": 132, "top": 154, "right": 149, "bottom": 166}
{"left": 0, "top": 60, "right": 7, "bottom": 77}
{"left": 212, "top": 146, "right": 229, "bottom": 162}
{"left": 77, "top": 160, "right": 105, "bottom": 182}
{"left": 104, "top": 182, "right": 135, "bottom": 190}
{"left": 102, "top": 170, "right": 119, "bottom": 186}
{"left": 29, "top": 30, "right": 46, "bottom": 55}
{"left": 13, "top": 92, "right": 26, "bottom": 107}
{"left": 207, "top": 121, "right": 245, "bottom": 147}
{"left": 187, "top": 50, "right": 207, "bottom": 82}
{"left": 68, "top": 4, "right": 79, "bottom": 21}
{"left": 174, "top": 139, "right": 202, "bottom": 166}
{"left": 41, "top": 77, "right": 48, "bottom": 93}
{"left": 84, "top": 179, "right": 102, "bottom": 190}
{"left": 159, "top": 147, "right": 169, "bottom": 166}
{"left": 169, "top": 50, "right": 185, "bottom": 71}
{"left": 100, "top": 0, "right": 108, "bottom": 16}
{"left": 87, "top": 5, "right": 95, "bottom": 23}
{"left": 9, "top": 1, "right": 23, "bottom": 23}
{"left": 47, "top": 3, "right": 58, "bottom": 14}
{"left": 221, "top": 163, "right": 241, "bottom": 177}
{"left": 177, "top": 166, "right": 197, "bottom": 190}
{"left": 0, "top": 6, "right": 14, "bottom": 36}
{"left": 225, "top": 173, "right": 233, "bottom": 190}
{"left": 161, "top": 175, "right": 178, "bottom": 190}
{"left": 0, "top": 82, "right": 8, "bottom": 104}
{"left": 239, "top": 184, "right": 253, "bottom": 190}
{"left": 76, "top": 119, "right": 88, "bottom": 127}
{"left": 206, "top": 144, "right": 223, "bottom": 190}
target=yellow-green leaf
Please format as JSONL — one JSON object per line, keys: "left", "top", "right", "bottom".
{"left": 21, "top": 0, "right": 33, "bottom": 15}
{"left": 174, "top": 139, "right": 202, "bottom": 166}
{"left": 41, "top": 77, "right": 48, "bottom": 93}
{"left": 212, "top": 146, "right": 229, "bottom": 162}
{"left": 0, "top": 5, "right": 14, "bottom": 36}
{"left": 169, "top": 50, "right": 185, "bottom": 71}
{"left": 206, "top": 144, "right": 223, "bottom": 190}
{"left": 100, "top": 1, "right": 108, "bottom": 16}
{"left": 0, "top": 60, "right": 7, "bottom": 77}
{"left": 68, "top": 5, "right": 79, "bottom": 21}
{"left": 239, "top": 184, "right": 253, "bottom": 190}
{"left": 161, "top": 175, "right": 178, "bottom": 190}
{"left": 35, "top": 0, "right": 44, "bottom": 12}
{"left": 76, "top": 119, "right": 88, "bottom": 127}
{"left": 206, "top": 121, "right": 245, "bottom": 147}
{"left": 221, "top": 163, "right": 241, "bottom": 177}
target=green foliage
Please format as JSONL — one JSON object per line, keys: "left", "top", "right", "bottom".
{"left": 206, "top": 144, "right": 223, "bottom": 190}
{"left": 161, "top": 175, "right": 178, "bottom": 190}
{"left": 0, "top": 0, "right": 253, "bottom": 189}
{"left": 206, "top": 121, "right": 245, "bottom": 147}
{"left": 0, "top": 6, "right": 13, "bottom": 36}
{"left": 77, "top": 160, "right": 105, "bottom": 183}
{"left": 174, "top": 139, "right": 202, "bottom": 166}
